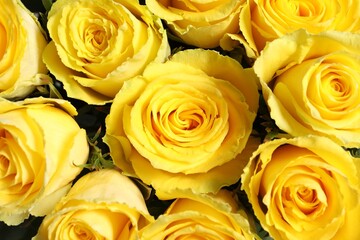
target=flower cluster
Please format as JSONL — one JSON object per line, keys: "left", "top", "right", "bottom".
{"left": 1, "top": 0, "right": 360, "bottom": 239}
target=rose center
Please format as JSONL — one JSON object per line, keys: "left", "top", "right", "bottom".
{"left": 0, "top": 155, "right": 9, "bottom": 173}
{"left": 283, "top": 184, "right": 324, "bottom": 215}
{"left": 319, "top": 71, "right": 352, "bottom": 111}
{"left": 151, "top": 105, "right": 208, "bottom": 146}
{"left": 93, "top": 31, "right": 105, "bottom": 46}
{"left": 296, "top": 186, "right": 317, "bottom": 203}
{"left": 329, "top": 78, "right": 347, "bottom": 96}
{"left": 169, "top": 109, "right": 203, "bottom": 131}
{"left": 306, "top": 58, "right": 358, "bottom": 115}
{"left": 70, "top": 223, "right": 96, "bottom": 240}
{"left": 85, "top": 25, "right": 108, "bottom": 53}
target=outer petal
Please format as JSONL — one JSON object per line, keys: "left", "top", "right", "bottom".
{"left": 0, "top": 97, "right": 88, "bottom": 225}
{"left": 241, "top": 136, "right": 360, "bottom": 240}
{"left": 146, "top": 0, "right": 246, "bottom": 48}
{"left": 135, "top": 136, "right": 260, "bottom": 198}
{"left": 34, "top": 169, "right": 154, "bottom": 240}
{"left": 44, "top": 0, "right": 170, "bottom": 105}
{"left": 169, "top": 49, "right": 259, "bottom": 113}
{"left": 43, "top": 42, "right": 111, "bottom": 104}
{"left": 236, "top": 0, "right": 360, "bottom": 57}
{"left": 104, "top": 49, "right": 259, "bottom": 196}
{"left": 103, "top": 77, "right": 148, "bottom": 176}
{"left": 254, "top": 30, "right": 360, "bottom": 146}
{"left": 140, "top": 189, "right": 258, "bottom": 240}
{"left": 0, "top": 0, "right": 48, "bottom": 99}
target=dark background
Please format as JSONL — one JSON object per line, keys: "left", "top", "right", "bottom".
{"left": 0, "top": 217, "right": 43, "bottom": 240}
{"left": 21, "top": 0, "right": 45, "bottom": 12}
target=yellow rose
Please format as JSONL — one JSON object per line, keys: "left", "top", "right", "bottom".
{"left": 0, "top": 97, "right": 88, "bottom": 225}
{"left": 254, "top": 29, "right": 360, "bottom": 147}
{"left": 34, "top": 169, "right": 154, "bottom": 240}
{"left": 0, "top": 0, "right": 49, "bottom": 99}
{"left": 241, "top": 136, "right": 360, "bottom": 240}
{"left": 146, "top": 0, "right": 246, "bottom": 48}
{"left": 140, "top": 189, "right": 258, "bottom": 240}
{"left": 226, "top": 0, "right": 360, "bottom": 57}
{"left": 43, "top": 0, "right": 170, "bottom": 105}
{"left": 104, "top": 49, "right": 259, "bottom": 198}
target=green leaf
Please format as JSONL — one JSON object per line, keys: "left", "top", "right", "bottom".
{"left": 79, "top": 127, "right": 115, "bottom": 170}
{"left": 42, "top": 0, "right": 53, "bottom": 12}
{"left": 344, "top": 147, "right": 360, "bottom": 158}
{"left": 130, "top": 177, "right": 153, "bottom": 200}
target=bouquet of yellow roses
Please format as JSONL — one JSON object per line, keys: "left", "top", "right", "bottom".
{"left": 1, "top": 0, "right": 360, "bottom": 239}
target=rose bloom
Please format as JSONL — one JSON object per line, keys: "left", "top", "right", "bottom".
{"left": 227, "top": 0, "right": 360, "bottom": 58}
{"left": 146, "top": 0, "right": 246, "bottom": 49}
{"left": 0, "top": 97, "right": 88, "bottom": 225}
{"left": 34, "top": 169, "right": 154, "bottom": 240}
{"left": 43, "top": 0, "right": 170, "bottom": 105}
{"left": 241, "top": 135, "right": 360, "bottom": 240}
{"left": 0, "top": 0, "right": 49, "bottom": 99}
{"left": 139, "top": 189, "right": 258, "bottom": 240}
{"left": 104, "top": 49, "right": 259, "bottom": 198}
{"left": 254, "top": 29, "right": 360, "bottom": 147}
